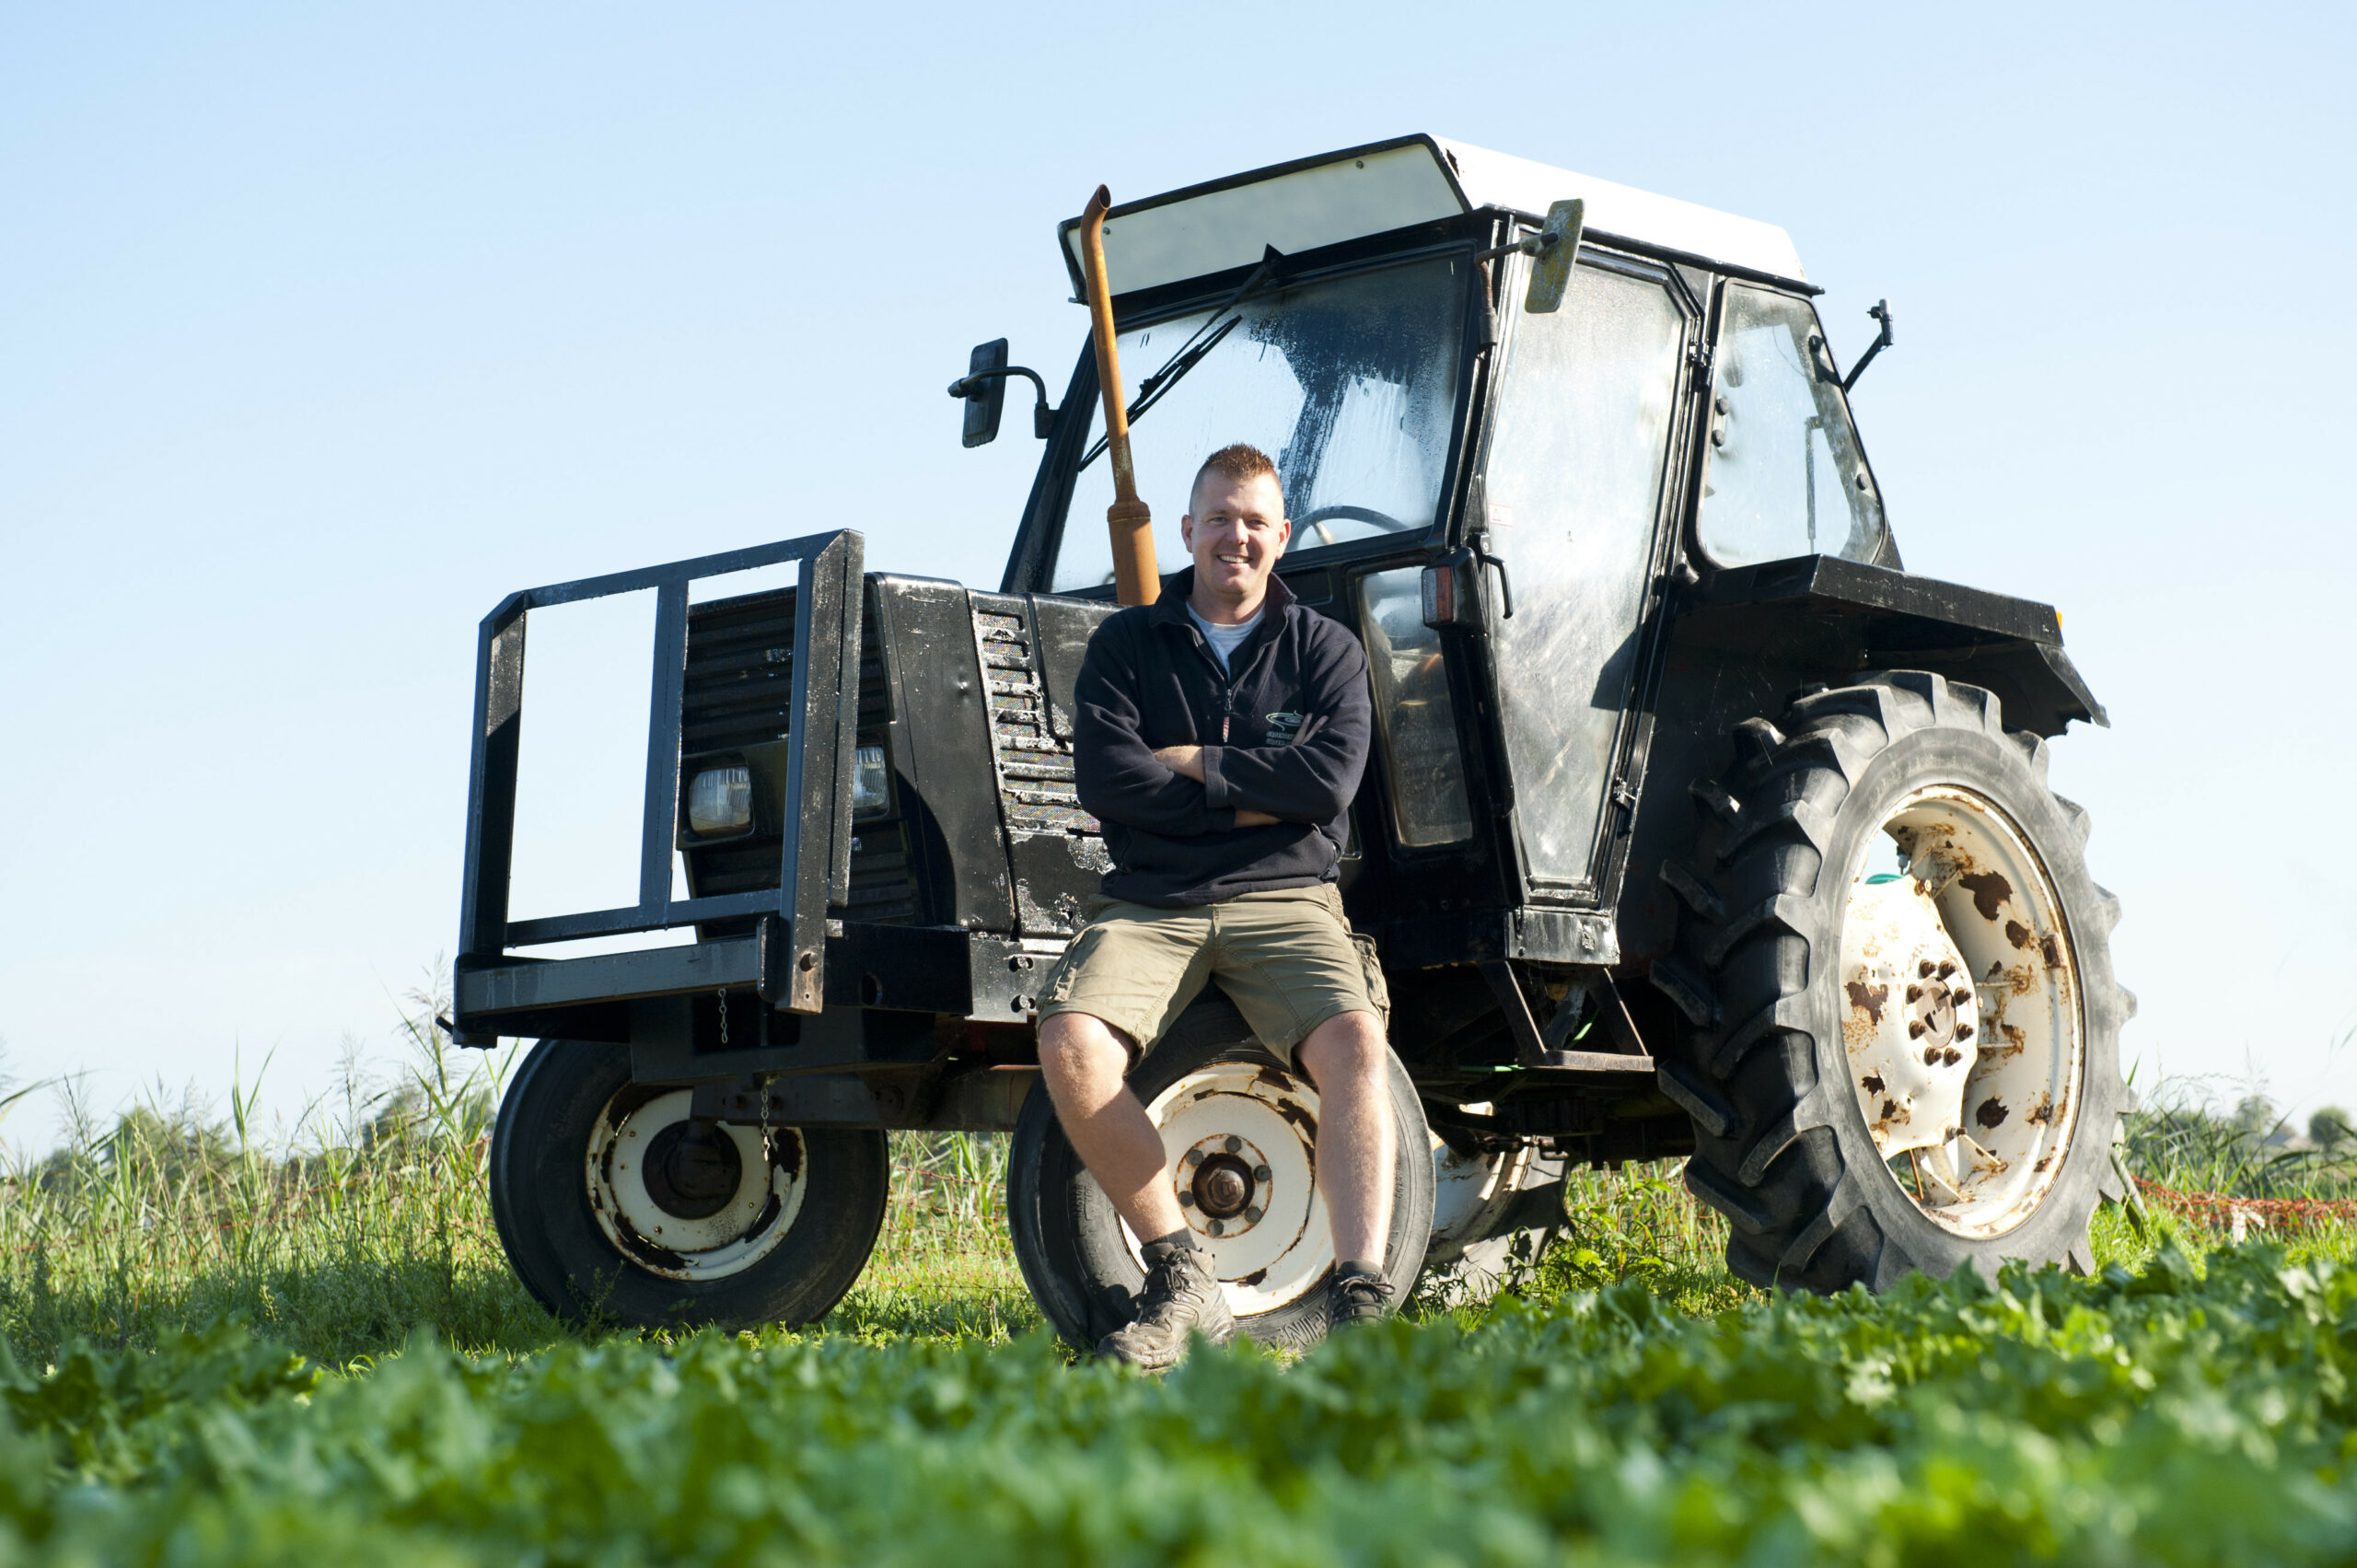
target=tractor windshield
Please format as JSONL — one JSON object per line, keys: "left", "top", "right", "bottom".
{"left": 1052, "top": 254, "right": 1469, "bottom": 592}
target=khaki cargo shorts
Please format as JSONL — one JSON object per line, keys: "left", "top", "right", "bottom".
{"left": 1036, "top": 884, "right": 1389, "bottom": 1067}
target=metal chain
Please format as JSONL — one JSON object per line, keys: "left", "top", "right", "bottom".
{"left": 759, "top": 1081, "right": 772, "bottom": 1164}
{"left": 717, "top": 986, "right": 730, "bottom": 1048}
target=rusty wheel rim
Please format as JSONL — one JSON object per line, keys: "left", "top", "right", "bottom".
{"left": 586, "top": 1088, "right": 808, "bottom": 1280}
{"left": 1840, "top": 785, "right": 2086, "bottom": 1238}
{"left": 1130, "top": 1064, "right": 1329, "bottom": 1316}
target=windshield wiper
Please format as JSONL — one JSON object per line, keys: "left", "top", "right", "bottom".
{"left": 1078, "top": 246, "right": 1284, "bottom": 471}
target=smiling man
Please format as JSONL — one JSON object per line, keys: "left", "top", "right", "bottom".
{"left": 1034, "top": 442, "right": 1394, "bottom": 1371}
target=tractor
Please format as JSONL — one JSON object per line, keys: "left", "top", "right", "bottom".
{"left": 453, "top": 134, "right": 2131, "bottom": 1343}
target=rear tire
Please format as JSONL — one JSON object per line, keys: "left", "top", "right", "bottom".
{"left": 1650, "top": 671, "right": 2134, "bottom": 1293}
{"left": 1007, "top": 995, "right": 1435, "bottom": 1351}
{"left": 489, "top": 1039, "right": 888, "bottom": 1330}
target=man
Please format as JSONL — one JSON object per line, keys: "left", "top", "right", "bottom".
{"left": 1035, "top": 442, "right": 1395, "bottom": 1371}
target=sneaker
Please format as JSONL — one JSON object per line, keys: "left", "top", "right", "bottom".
{"left": 1327, "top": 1265, "right": 1395, "bottom": 1333}
{"left": 1097, "top": 1245, "right": 1236, "bottom": 1372}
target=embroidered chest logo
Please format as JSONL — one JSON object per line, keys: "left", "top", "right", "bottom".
{"left": 1264, "top": 711, "right": 1306, "bottom": 743}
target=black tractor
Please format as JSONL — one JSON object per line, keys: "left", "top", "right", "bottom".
{"left": 454, "top": 134, "right": 2131, "bottom": 1343}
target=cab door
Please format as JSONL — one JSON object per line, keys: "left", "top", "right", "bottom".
{"left": 1468, "top": 254, "right": 1695, "bottom": 903}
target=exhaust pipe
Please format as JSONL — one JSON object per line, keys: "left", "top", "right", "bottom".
{"left": 1079, "top": 186, "right": 1159, "bottom": 608}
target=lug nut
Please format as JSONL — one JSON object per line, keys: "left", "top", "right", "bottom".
{"left": 1224, "top": 1135, "right": 1243, "bottom": 1154}
{"left": 1245, "top": 1205, "right": 1263, "bottom": 1223}
{"left": 1185, "top": 1148, "right": 1204, "bottom": 1167}
{"left": 1909, "top": 1019, "right": 1927, "bottom": 1039}
{"left": 1179, "top": 1192, "right": 1195, "bottom": 1208}
{"left": 1207, "top": 1219, "right": 1225, "bottom": 1237}
{"left": 1905, "top": 984, "right": 1922, "bottom": 1003}
{"left": 1956, "top": 1022, "right": 1974, "bottom": 1040}
{"left": 1253, "top": 1165, "right": 1271, "bottom": 1182}
{"left": 1923, "top": 1046, "right": 1941, "bottom": 1066}
{"left": 1937, "top": 960, "right": 1957, "bottom": 979}
{"left": 1919, "top": 960, "right": 1936, "bottom": 979}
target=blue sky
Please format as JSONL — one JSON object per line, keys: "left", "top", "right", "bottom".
{"left": 3, "top": 1, "right": 2351, "bottom": 1152}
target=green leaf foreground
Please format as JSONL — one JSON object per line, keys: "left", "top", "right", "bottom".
{"left": 3, "top": 1244, "right": 2357, "bottom": 1566}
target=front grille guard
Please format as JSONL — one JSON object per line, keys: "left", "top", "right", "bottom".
{"left": 454, "top": 529, "right": 865, "bottom": 1030}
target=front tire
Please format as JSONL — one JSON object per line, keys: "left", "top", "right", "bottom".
{"left": 489, "top": 1039, "right": 888, "bottom": 1330}
{"left": 1651, "top": 671, "right": 2134, "bottom": 1293}
{"left": 1008, "top": 996, "right": 1435, "bottom": 1351}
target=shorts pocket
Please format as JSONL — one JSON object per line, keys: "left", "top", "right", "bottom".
{"left": 1042, "top": 926, "right": 1106, "bottom": 1004}
{"left": 1351, "top": 932, "right": 1391, "bottom": 1025}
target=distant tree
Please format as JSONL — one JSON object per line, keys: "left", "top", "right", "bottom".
{"left": 2233, "top": 1095, "right": 2282, "bottom": 1138}
{"left": 2311, "top": 1106, "right": 2356, "bottom": 1151}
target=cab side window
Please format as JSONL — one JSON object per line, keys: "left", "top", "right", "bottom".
{"left": 1697, "top": 286, "right": 1886, "bottom": 567}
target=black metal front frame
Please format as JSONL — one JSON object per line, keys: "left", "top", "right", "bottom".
{"left": 454, "top": 529, "right": 865, "bottom": 1038}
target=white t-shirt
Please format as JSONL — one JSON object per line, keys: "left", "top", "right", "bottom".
{"left": 1184, "top": 603, "right": 1263, "bottom": 673}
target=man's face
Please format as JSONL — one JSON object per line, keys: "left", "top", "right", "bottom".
{"left": 1180, "top": 470, "right": 1290, "bottom": 609}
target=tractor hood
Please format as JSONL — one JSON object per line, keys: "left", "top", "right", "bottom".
{"left": 1057, "top": 134, "right": 1809, "bottom": 301}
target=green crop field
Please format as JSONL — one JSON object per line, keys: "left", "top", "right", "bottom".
{"left": 6, "top": 1011, "right": 2357, "bottom": 1566}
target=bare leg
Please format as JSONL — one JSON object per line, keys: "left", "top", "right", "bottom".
{"left": 1294, "top": 1010, "right": 1395, "bottom": 1267}
{"left": 1038, "top": 1011, "right": 1187, "bottom": 1243}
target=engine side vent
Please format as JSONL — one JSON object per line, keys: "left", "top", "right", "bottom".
{"left": 971, "top": 610, "right": 1097, "bottom": 835}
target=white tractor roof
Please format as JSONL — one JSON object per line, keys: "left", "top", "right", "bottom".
{"left": 1061, "top": 134, "right": 1807, "bottom": 300}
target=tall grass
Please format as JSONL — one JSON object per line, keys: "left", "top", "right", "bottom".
{"left": 0, "top": 988, "right": 1051, "bottom": 1365}
{"left": 6, "top": 983, "right": 2353, "bottom": 1373}
{"left": 2127, "top": 1078, "right": 2357, "bottom": 1202}
{"left": 0, "top": 1003, "right": 547, "bottom": 1367}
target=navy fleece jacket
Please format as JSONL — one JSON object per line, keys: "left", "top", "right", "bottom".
{"left": 1072, "top": 568, "right": 1373, "bottom": 907}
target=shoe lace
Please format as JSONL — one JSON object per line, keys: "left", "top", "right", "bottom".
{"left": 1334, "top": 1271, "right": 1393, "bottom": 1309}
{"left": 1136, "top": 1252, "right": 1210, "bottom": 1325}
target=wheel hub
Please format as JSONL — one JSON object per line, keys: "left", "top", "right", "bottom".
{"left": 1842, "top": 876, "right": 1980, "bottom": 1160}
{"left": 1185, "top": 1143, "right": 1266, "bottom": 1223}
{"left": 586, "top": 1089, "right": 808, "bottom": 1279}
{"left": 641, "top": 1119, "right": 743, "bottom": 1219}
{"left": 1136, "top": 1067, "right": 1329, "bottom": 1315}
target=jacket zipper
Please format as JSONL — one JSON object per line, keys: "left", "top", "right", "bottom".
{"left": 1188, "top": 618, "right": 1271, "bottom": 746}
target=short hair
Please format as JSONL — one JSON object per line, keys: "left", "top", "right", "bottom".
{"left": 1189, "top": 443, "right": 1283, "bottom": 515}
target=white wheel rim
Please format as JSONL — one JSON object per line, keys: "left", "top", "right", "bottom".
{"left": 1129, "top": 1064, "right": 1331, "bottom": 1316}
{"left": 1841, "top": 785, "right": 2086, "bottom": 1237}
{"left": 1430, "top": 1137, "right": 1550, "bottom": 1250}
{"left": 585, "top": 1089, "right": 807, "bottom": 1280}
{"left": 1425, "top": 1139, "right": 1560, "bottom": 1306}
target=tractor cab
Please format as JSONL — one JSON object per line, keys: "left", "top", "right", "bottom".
{"left": 977, "top": 134, "right": 1901, "bottom": 986}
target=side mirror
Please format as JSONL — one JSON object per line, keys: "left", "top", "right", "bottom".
{"left": 955, "top": 338, "right": 1009, "bottom": 447}
{"left": 947, "top": 343, "right": 1056, "bottom": 447}
{"left": 1522, "top": 198, "right": 1585, "bottom": 315}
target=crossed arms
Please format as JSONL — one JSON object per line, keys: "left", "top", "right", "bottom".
{"left": 1153, "top": 747, "right": 1279, "bottom": 828}
{"left": 1071, "top": 624, "right": 1373, "bottom": 840}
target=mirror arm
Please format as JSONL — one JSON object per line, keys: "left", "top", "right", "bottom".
{"left": 1840, "top": 299, "right": 1895, "bottom": 393}
{"left": 946, "top": 365, "right": 1056, "bottom": 437}
{"left": 1473, "top": 229, "right": 1562, "bottom": 263}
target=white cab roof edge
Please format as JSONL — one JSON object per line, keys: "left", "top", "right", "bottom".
{"left": 1058, "top": 134, "right": 1807, "bottom": 302}
{"left": 1432, "top": 138, "right": 1807, "bottom": 286}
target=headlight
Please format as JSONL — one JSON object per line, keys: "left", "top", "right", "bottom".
{"left": 687, "top": 765, "right": 753, "bottom": 835}
{"left": 851, "top": 744, "right": 890, "bottom": 819}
